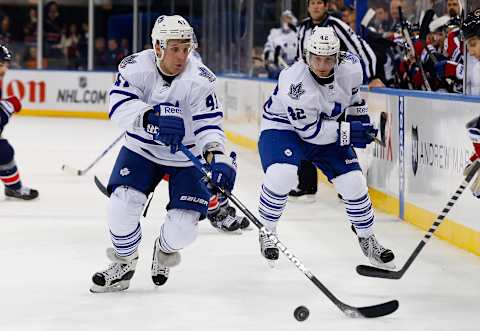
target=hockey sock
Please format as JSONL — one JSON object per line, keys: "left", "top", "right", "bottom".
{"left": 110, "top": 223, "right": 142, "bottom": 257}
{"left": 343, "top": 193, "right": 374, "bottom": 238}
{"left": 0, "top": 160, "right": 22, "bottom": 190}
{"left": 258, "top": 184, "right": 287, "bottom": 232}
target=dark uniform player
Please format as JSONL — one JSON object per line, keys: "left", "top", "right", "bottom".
{"left": 0, "top": 44, "right": 39, "bottom": 200}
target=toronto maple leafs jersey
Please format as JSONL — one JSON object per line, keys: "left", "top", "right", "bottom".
{"left": 108, "top": 49, "right": 225, "bottom": 167}
{"left": 261, "top": 51, "right": 364, "bottom": 145}
{"left": 264, "top": 28, "right": 298, "bottom": 66}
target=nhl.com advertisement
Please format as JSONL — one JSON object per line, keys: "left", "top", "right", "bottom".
{"left": 1, "top": 69, "right": 114, "bottom": 113}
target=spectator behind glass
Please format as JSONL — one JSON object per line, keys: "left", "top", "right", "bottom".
{"left": 341, "top": 5, "right": 356, "bottom": 31}
{"left": 0, "top": 16, "right": 12, "bottom": 45}
{"left": 373, "top": 5, "right": 391, "bottom": 33}
{"left": 447, "top": 0, "right": 461, "bottom": 18}
{"left": 107, "top": 38, "right": 124, "bottom": 70}
{"left": 94, "top": 37, "right": 108, "bottom": 69}
{"left": 62, "top": 24, "right": 80, "bottom": 69}
{"left": 77, "top": 22, "right": 88, "bottom": 69}
{"left": 24, "top": 7, "right": 37, "bottom": 45}
{"left": 120, "top": 38, "right": 130, "bottom": 58}
{"left": 44, "top": 1, "right": 63, "bottom": 58}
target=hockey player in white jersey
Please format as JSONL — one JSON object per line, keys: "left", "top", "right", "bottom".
{"left": 257, "top": 27, "right": 395, "bottom": 269}
{"left": 263, "top": 10, "right": 298, "bottom": 79}
{"left": 90, "top": 15, "right": 237, "bottom": 292}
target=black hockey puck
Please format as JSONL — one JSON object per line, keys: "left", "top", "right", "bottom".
{"left": 294, "top": 306, "right": 309, "bottom": 321}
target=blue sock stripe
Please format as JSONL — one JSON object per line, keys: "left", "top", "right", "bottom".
{"left": 112, "top": 235, "right": 142, "bottom": 250}
{"left": 262, "top": 185, "right": 287, "bottom": 199}
{"left": 260, "top": 197, "right": 285, "bottom": 211}
{"left": 345, "top": 203, "right": 372, "bottom": 213}
{"left": 344, "top": 194, "right": 369, "bottom": 204}
{"left": 110, "top": 223, "right": 141, "bottom": 240}
{"left": 259, "top": 209, "right": 280, "bottom": 222}
{"left": 260, "top": 193, "right": 286, "bottom": 206}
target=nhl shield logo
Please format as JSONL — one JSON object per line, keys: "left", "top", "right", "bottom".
{"left": 288, "top": 82, "right": 305, "bottom": 100}
{"left": 411, "top": 126, "right": 418, "bottom": 176}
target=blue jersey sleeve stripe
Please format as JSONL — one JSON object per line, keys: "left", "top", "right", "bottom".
{"left": 192, "top": 111, "right": 223, "bottom": 121}
{"left": 303, "top": 120, "right": 323, "bottom": 140}
{"left": 193, "top": 125, "right": 223, "bottom": 136}
{"left": 109, "top": 96, "right": 138, "bottom": 118}
{"left": 109, "top": 89, "right": 139, "bottom": 99}
{"left": 293, "top": 120, "right": 317, "bottom": 132}
{"left": 262, "top": 114, "right": 291, "bottom": 125}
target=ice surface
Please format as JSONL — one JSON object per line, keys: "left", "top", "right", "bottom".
{"left": 0, "top": 117, "right": 479, "bottom": 331}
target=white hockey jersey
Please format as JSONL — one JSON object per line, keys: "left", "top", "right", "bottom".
{"left": 264, "top": 28, "right": 298, "bottom": 66}
{"left": 261, "top": 51, "right": 365, "bottom": 145}
{"left": 109, "top": 49, "right": 225, "bottom": 167}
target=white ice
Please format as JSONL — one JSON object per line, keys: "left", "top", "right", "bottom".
{"left": 0, "top": 117, "right": 479, "bottom": 331}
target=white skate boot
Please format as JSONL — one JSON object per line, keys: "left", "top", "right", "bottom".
{"left": 358, "top": 234, "right": 395, "bottom": 270}
{"left": 151, "top": 237, "right": 181, "bottom": 286}
{"left": 90, "top": 248, "right": 138, "bottom": 293}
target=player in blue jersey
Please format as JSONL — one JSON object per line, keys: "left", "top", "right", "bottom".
{"left": 0, "top": 44, "right": 39, "bottom": 201}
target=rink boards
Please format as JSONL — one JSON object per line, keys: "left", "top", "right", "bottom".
{"left": 2, "top": 69, "right": 479, "bottom": 255}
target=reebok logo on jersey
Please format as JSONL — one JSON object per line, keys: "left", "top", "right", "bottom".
{"left": 180, "top": 195, "right": 208, "bottom": 206}
{"left": 345, "top": 158, "right": 358, "bottom": 165}
{"left": 162, "top": 106, "right": 182, "bottom": 114}
{"left": 120, "top": 167, "right": 130, "bottom": 176}
{"left": 288, "top": 82, "right": 305, "bottom": 100}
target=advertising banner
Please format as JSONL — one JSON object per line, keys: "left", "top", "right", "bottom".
{"left": 1, "top": 69, "right": 114, "bottom": 114}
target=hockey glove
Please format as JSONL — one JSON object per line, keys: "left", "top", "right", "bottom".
{"left": 434, "top": 60, "right": 462, "bottom": 80}
{"left": 338, "top": 121, "right": 378, "bottom": 149}
{"left": 144, "top": 103, "right": 185, "bottom": 154}
{"left": 345, "top": 100, "right": 370, "bottom": 124}
{"left": 207, "top": 151, "right": 237, "bottom": 192}
{"left": 463, "top": 158, "right": 480, "bottom": 199}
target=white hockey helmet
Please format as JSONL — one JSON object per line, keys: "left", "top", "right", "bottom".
{"left": 151, "top": 15, "right": 197, "bottom": 61}
{"left": 306, "top": 26, "right": 340, "bottom": 58}
{"left": 306, "top": 26, "right": 340, "bottom": 78}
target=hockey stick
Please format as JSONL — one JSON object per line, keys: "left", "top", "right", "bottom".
{"left": 357, "top": 161, "right": 480, "bottom": 279}
{"left": 62, "top": 133, "right": 124, "bottom": 176}
{"left": 178, "top": 144, "right": 399, "bottom": 318}
{"left": 398, "top": 7, "right": 432, "bottom": 91}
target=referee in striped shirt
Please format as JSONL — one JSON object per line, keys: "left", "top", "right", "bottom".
{"left": 288, "top": 0, "right": 384, "bottom": 201}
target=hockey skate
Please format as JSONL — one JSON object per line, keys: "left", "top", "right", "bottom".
{"left": 287, "top": 188, "right": 316, "bottom": 202}
{"left": 358, "top": 234, "right": 396, "bottom": 270}
{"left": 225, "top": 205, "right": 251, "bottom": 230}
{"left": 259, "top": 232, "right": 279, "bottom": 266}
{"left": 90, "top": 248, "right": 138, "bottom": 293}
{"left": 208, "top": 205, "right": 242, "bottom": 234}
{"left": 151, "top": 237, "right": 181, "bottom": 286}
{"left": 5, "top": 186, "right": 39, "bottom": 201}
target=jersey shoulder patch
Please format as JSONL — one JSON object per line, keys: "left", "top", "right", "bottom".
{"left": 119, "top": 54, "right": 139, "bottom": 69}
{"left": 198, "top": 66, "right": 216, "bottom": 82}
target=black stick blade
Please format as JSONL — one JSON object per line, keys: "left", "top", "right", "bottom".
{"left": 355, "top": 300, "right": 399, "bottom": 318}
{"left": 356, "top": 265, "right": 403, "bottom": 279}
{"left": 94, "top": 176, "right": 110, "bottom": 197}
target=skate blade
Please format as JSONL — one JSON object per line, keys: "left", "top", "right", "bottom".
{"left": 90, "top": 281, "right": 130, "bottom": 293}
{"left": 369, "top": 259, "right": 396, "bottom": 270}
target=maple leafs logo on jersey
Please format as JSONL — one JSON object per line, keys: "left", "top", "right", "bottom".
{"left": 119, "top": 54, "right": 138, "bottom": 69}
{"left": 288, "top": 82, "right": 305, "bottom": 100}
{"left": 198, "top": 67, "right": 215, "bottom": 82}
